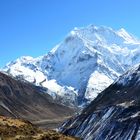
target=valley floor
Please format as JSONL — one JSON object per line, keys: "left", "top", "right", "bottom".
{"left": 32, "top": 116, "right": 72, "bottom": 129}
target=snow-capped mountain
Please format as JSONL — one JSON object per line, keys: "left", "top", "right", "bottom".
{"left": 3, "top": 25, "right": 140, "bottom": 106}
{"left": 60, "top": 63, "right": 140, "bottom": 140}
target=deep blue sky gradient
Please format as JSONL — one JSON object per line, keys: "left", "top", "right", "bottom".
{"left": 0, "top": 0, "right": 140, "bottom": 67}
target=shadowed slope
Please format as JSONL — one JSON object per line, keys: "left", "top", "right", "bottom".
{"left": 0, "top": 72, "right": 75, "bottom": 128}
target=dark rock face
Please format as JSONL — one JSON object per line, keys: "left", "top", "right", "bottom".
{"left": 60, "top": 66, "right": 140, "bottom": 139}
{"left": 61, "top": 105, "right": 140, "bottom": 140}
{"left": 0, "top": 72, "right": 74, "bottom": 128}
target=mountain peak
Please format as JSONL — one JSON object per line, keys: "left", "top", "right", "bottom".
{"left": 69, "top": 25, "right": 130, "bottom": 46}
{"left": 117, "top": 28, "right": 140, "bottom": 44}
{"left": 69, "top": 25, "right": 140, "bottom": 46}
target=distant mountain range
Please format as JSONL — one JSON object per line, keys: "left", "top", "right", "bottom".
{"left": 60, "top": 63, "right": 140, "bottom": 140}
{"left": 2, "top": 25, "right": 140, "bottom": 106}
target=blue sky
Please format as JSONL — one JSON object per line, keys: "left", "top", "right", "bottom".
{"left": 0, "top": 0, "right": 140, "bottom": 67}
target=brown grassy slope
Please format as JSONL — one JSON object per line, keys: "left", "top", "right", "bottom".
{"left": 0, "top": 116, "right": 80, "bottom": 140}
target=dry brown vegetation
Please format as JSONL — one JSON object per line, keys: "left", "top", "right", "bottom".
{"left": 0, "top": 116, "right": 80, "bottom": 140}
